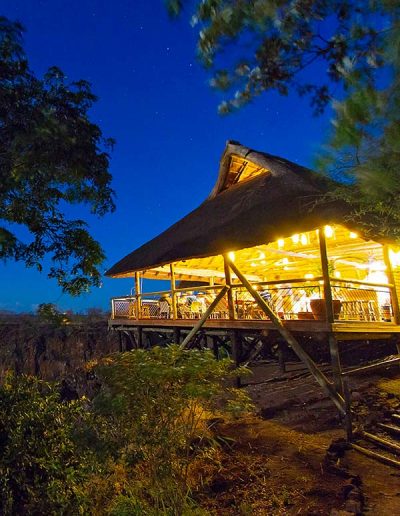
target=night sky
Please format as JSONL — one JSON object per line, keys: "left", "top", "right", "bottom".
{"left": 1, "top": 0, "right": 332, "bottom": 313}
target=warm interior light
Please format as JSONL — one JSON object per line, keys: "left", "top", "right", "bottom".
{"left": 282, "top": 258, "right": 289, "bottom": 265}
{"left": 277, "top": 238, "right": 284, "bottom": 248}
{"left": 349, "top": 232, "right": 358, "bottom": 239}
{"left": 261, "top": 260, "right": 266, "bottom": 265}
{"left": 324, "top": 225, "right": 334, "bottom": 238}
{"left": 389, "top": 249, "right": 400, "bottom": 268}
{"left": 291, "top": 234, "right": 300, "bottom": 244}
{"left": 250, "top": 262, "right": 257, "bottom": 267}
{"left": 334, "top": 271, "right": 341, "bottom": 278}
{"left": 369, "top": 260, "right": 386, "bottom": 272}
{"left": 300, "top": 234, "right": 308, "bottom": 245}
{"left": 228, "top": 251, "right": 235, "bottom": 261}
{"left": 259, "top": 251, "right": 266, "bottom": 259}
{"left": 304, "top": 273, "right": 314, "bottom": 279}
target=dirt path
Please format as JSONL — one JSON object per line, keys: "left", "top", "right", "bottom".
{"left": 195, "top": 361, "right": 400, "bottom": 514}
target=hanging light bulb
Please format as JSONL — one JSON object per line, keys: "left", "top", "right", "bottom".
{"left": 291, "top": 234, "right": 300, "bottom": 244}
{"left": 324, "top": 225, "right": 334, "bottom": 238}
{"left": 304, "top": 273, "right": 314, "bottom": 279}
{"left": 228, "top": 251, "right": 235, "bottom": 261}
{"left": 349, "top": 232, "right": 358, "bottom": 239}
{"left": 277, "top": 238, "right": 284, "bottom": 248}
{"left": 300, "top": 234, "right": 308, "bottom": 245}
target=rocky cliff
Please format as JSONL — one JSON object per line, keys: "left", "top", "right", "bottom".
{"left": 0, "top": 317, "right": 122, "bottom": 397}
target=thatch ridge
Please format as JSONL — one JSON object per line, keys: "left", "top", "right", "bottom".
{"left": 106, "top": 142, "right": 349, "bottom": 278}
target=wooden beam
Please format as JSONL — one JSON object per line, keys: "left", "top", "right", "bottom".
{"left": 226, "top": 258, "right": 346, "bottom": 415}
{"left": 383, "top": 245, "right": 400, "bottom": 325}
{"left": 134, "top": 272, "right": 141, "bottom": 320}
{"left": 180, "top": 286, "right": 229, "bottom": 349}
{"left": 318, "top": 228, "right": 334, "bottom": 323}
{"left": 170, "top": 263, "right": 178, "bottom": 320}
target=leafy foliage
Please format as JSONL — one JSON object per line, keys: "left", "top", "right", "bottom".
{"left": 0, "top": 372, "right": 93, "bottom": 514}
{"left": 0, "top": 17, "right": 115, "bottom": 295}
{"left": 167, "top": 1, "right": 400, "bottom": 239}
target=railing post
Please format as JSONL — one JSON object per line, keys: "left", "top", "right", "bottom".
{"left": 383, "top": 245, "right": 400, "bottom": 325}
{"left": 111, "top": 299, "right": 115, "bottom": 319}
{"left": 318, "top": 228, "right": 334, "bottom": 323}
{"left": 223, "top": 255, "right": 236, "bottom": 320}
{"left": 135, "top": 272, "right": 142, "bottom": 319}
{"left": 170, "top": 263, "right": 178, "bottom": 320}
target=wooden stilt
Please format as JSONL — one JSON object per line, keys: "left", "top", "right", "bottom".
{"left": 173, "top": 327, "right": 180, "bottom": 344}
{"left": 329, "top": 334, "right": 344, "bottom": 394}
{"left": 137, "top": 327, "right": 143, "bottom": 348}
{"left": 230, "top": 330, "right": 242, "bottom": 387}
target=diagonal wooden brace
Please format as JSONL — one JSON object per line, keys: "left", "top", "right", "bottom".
{"left": 226, "top": 258, "right": 346, "bottom": 415}
{"left": 180, "top": 286, "right": 230, "bottom": 349}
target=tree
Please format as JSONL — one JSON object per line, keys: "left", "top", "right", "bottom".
{"left": 167, "top": 1, "right": 400, "bottom": 239}
{"left": 0, "top": 17, "right": 115, "bottom": 295}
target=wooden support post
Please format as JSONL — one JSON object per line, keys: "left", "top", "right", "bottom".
{"left": 383, "top": 245, "right": 400, "bottom": 325}
{"left": 318, "top": 228, "right": 334, "bottom": 323}
{"left": 118, "top": 331, "right": 123, "bottom": 352}
{"left": 277, "top": 341, "right": 286, "bottom": 374}
{"left": 319, "top": 230, "right": 344, "bottom": 394}
{"left": 134, "top": 272, "right": 142, "bottom": 319}
{"left": 180, "top": 286, "right": 229, "bottom": 349}
{"left": 329, "top": 334, "right": 344, "bottom": 394}
{"left": 212, "top": 336, "right": 219, "bottom": 358}
{"left": 343, "top": 377, "right": 353, "bottom": 441}
{"left": 173, "top": 327, "right": 180, "bottom": 345}
{"left": 170, "top": 263, "right": 178, "bottom": 320}
{"left": 226, "top": 258, "right": 346, "bottom": 415}
{"left": 137, "top": 327, "right": 143, "bottom": 348}
{"left": 224, "top": 255, "right": 241, "bottom": 384}
{"left": 223, "top": 255, "right": 237, "bottom": 320}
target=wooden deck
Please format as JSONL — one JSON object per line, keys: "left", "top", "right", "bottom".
{"left": 109, "top": 316, "right": 400, "bottom": 338}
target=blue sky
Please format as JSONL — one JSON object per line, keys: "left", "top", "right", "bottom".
{"left": 0, "top": 0, "right": 332, "bottom": 312}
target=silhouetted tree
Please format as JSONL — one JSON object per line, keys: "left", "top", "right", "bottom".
{"left": 0, "top": 17, "right": 115, "bottom": 294}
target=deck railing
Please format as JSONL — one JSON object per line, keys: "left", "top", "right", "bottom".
{"left": 110, "top": 277, "right": 396, "bottom": 324}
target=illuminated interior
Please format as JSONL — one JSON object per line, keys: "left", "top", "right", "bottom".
{"left": 141, "top": 224, "right": 390, "bottom": 285}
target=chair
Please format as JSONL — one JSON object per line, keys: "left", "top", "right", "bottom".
{"left": 159, "top": 300, "right": 170, "bottom": 319}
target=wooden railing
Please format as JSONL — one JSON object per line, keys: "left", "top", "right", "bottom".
{"left": 110, "top": 277, "right": 396, "bottom": 324}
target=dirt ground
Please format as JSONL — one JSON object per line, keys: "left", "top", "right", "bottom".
{"left": 195, "top": 361, "right": 400, "bottom": 515}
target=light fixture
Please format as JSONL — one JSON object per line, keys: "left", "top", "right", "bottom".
{"left": 349, "top": 232, "right": 358, "bottom": 239}
{"left": 250, "top": 262, "right": 257, "bottom": 267}
{"left": 277, "top": 238, "right": 284, "bottom": 248}
{"left": 261, "top": 260, "right": 266, "bottom": 265}
{"left": 324, "top": 225, "right": 334, "bottom": 238}
{"left": 304, "top": 273, "right": 314, "bottom": 279}
{"left": 291, "top": 234, "right": 300, "bottom": 244}
{"left": 228, "top": 251, "right": 235, "bottom": 261}
{"left": 282, "top": 258, "right": 289, "bottom": 265}
{"left": 259, "top": 251, "right": 265, "bottom": 259}
{"left": 300, "top": 234, "right": 308, "bottom": 245}
{"left": 334, "top": 271, "right": 341, "bottom": 278}
{"left": 389, "top": 249, "right": 400, "bottom": 268}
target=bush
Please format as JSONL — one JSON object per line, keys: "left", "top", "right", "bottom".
{"left": 0, "top": 372, "right": 94, "bottom": 514}
{"left": 90, "top": 345, "right": 252, "bottom": 514}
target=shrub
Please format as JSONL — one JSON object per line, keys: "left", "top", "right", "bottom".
{"left": 91, "top": 345, "right": 252, "bottom": 514}
{"left": 0, "top": 372, "right": 94, "bottom": 514}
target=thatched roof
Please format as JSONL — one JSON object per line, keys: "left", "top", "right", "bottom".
{"left": 106, "top": 141, "right": 351, "bottom": 278}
